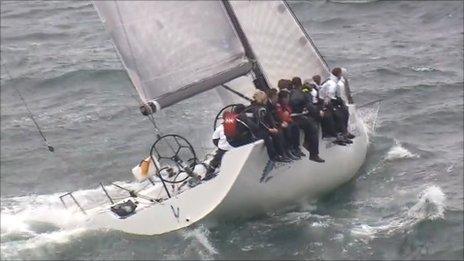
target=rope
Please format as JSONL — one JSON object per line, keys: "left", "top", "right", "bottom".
{"left": 221, "top": 84, "right": 253, "bottom": 102}
{"left": 2, "top": 63, "right": 54, "bottom": 152}
{"left": 358, "top": 98, "right": 384, "bottom": 108}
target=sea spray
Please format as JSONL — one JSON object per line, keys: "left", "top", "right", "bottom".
{"left": 407, "top": 185, "right": 446, "bottom": 220}
{"left": 385, "top": 140, "right": 419, "bottom": 161}
{"left": 358, "top": 102, "right": 381, "bottom": 137}
{"left": 182, "top": 225, "right": 218, "bottom": 259}
{"left": 0, "top": 180, "right": 156, "bottom": 257}
{"left": 351, "top": 185, "right": 446, "bottom": 241}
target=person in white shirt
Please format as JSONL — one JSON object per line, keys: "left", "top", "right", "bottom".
{"left": 212, "top": 124, "right": 233, "bottom": 151}
{"left": 305, "top": 75, "right": 345, "bottom": 145}
{"left": 337, "top": 68, "right": 354, "bottom": 104}
{"left": 208, "top": 123, "right": 233, "bottom": 175}
{"left": 320, "top": 68, "right": 355, "bottom": 141}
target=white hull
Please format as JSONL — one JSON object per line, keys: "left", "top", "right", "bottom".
{"left": 85, "top": 105, "right": 368, "bottom": 235}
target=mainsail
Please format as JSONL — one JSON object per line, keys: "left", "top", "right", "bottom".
{"left": 93, "top": 1, "right": 329, "bottom": 111}
{"left": 93, "top": 1, "right": 251, "bottom": 110}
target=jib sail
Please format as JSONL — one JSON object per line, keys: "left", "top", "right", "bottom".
{"left": 229, "top": 1, "right": 330, "bottom": 87}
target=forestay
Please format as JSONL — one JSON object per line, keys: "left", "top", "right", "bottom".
{"left": 229, "top": 1, "right": 330, "bottom": 88}
{"left": 93, "top": 1, "right": 251, "bottom": 109}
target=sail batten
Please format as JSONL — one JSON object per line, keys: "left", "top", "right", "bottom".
{"left": 93, "top": 1, "right": 250, "bottom": 109}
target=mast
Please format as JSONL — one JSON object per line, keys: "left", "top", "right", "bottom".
{"left": 221, "top": 0, "right": 270, "bottom": 91}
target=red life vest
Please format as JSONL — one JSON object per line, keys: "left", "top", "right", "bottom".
{"left": 223, "top": 111, "right": 238, "bottom": 138}
{"left": 276, "top": 103, "right": 293, "bottom": 123}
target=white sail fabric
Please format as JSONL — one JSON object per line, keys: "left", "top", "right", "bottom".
{"left": 229, "top": 1, "right": 330, "bottom": 89}
{"left": 93, "top": 1, "right": 251, "bottom": 109}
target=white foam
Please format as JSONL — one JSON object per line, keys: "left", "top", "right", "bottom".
{"left": 408, "top": 185, "right": 446, "bottom": 220}
{"left": 0, "top": 180, "right": 151, "bottom": 258}
{"left": 358, "top": 102, "right": 381, "bottom": 137}
{"left": 182, "top": 225, "right": 218, "bottom": 259}
{"left": 411, "top": 66, "right": 436, "bottom": 72}
{"left": 385, "top": 140, "right": 419, "bottom": 161}
{"left": 351, "top": 185, "right": 446, "bottom": 241}
{"left": 1, "top": 228, "right": 86, "bottom": 259}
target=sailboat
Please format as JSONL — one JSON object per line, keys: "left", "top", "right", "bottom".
{"left": 59, "top": 1, "right": 369, "bottom": 236}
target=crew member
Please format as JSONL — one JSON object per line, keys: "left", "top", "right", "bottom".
{"left": 290, "top": 77, "right": 325, "bottom": 163}
{"left": 276, "top": 90, "right": 305, "bottom": 157}
{"left": 208, "top": 104, "right": 254, "bottom": 176}
{"left": 267, "top": 88, "right": 300, "bottom": 160}
{"left": 249, "top": 90, "right": 291, "bottom": 163}
{"left": 320, "top": 68, "right": 355, "bottom": 141}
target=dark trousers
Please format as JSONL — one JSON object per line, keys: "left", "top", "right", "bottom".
{"left": 209, "top": 148, "right": 227, "bottom": 169}
{"left": 332, "top": 99, "right": 350, "bottom": 134}
{"left": 229, "top": 137, "right": 252, "bottom": 147}
{"left": 321, "top": 111, "right": 338, "bottom": 138}
{"left": 255, "top": 129, "right": 276, "bottom": 159}
{"left": 282, "top": 122, "right": 301, "bottom": 150}
{"left": 333, "top": 108, "right": 348, "bottom": 134}
{"left": 294, "top": 115, "right": 319, "bottom": 156}
{"left": 271, "top": 131, "right": 288, "bottom": 156}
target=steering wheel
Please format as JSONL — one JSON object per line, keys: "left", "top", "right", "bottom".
{"left": 150, "top": 134, "right": 197, "bottom": 184}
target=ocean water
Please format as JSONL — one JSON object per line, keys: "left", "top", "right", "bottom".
{"left": 1, "top": 1, "right": 463, "bottom": 260}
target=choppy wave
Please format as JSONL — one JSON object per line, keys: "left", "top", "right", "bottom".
{"left": 410, "top": 66, "right": 437, "bottom": 72}
{"left": 0, "top": 180, "right": 155, "bottom": 258}
{"left": 182, "top": 225, "right": 218, "bottom": 260}
{"left": 385, "top": 140, "right": 419, "bottom": 161}
{"left": 351, "top": 185, "right": 446, "bottom": 241}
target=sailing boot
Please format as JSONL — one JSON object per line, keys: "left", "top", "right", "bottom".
{"left": 287, "top": 149, "right": 301, "bottom": 160}
{"left": 342, "top": 134, "right": 353, "bottom": 144}
{"left": 309, "top": 154, "right": 325, "bottom": 163}
{"left": 294, "top": 147, "right": 306, "bottom": 157}
{"left": 333, "top": 133, "right": 347, "bottom": 146}
{"left": 272, "top": 155, "right": 292, "bottom": 163}
{"left": 346, "top": 132, "right": 356, "bottom": 139}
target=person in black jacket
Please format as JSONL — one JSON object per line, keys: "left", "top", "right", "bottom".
{"left": 290, "top": 77, "right": 325, "bottom": 163}
{"left": 248, "top": 90, "right": 291, "bottom": 163}
{"left": 266, "top": 88, "right": 300, "bottom": 160}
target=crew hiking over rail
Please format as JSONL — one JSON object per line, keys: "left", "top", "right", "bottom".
{"left": 209, "top": 67, "right": 356, "bottom": 174}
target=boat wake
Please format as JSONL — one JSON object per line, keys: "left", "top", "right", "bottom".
{"left": 0, "top": 180, "right": 155, "bottom": 259}
{"left": 351, "top": 185, "right": 446, "bottom": 242}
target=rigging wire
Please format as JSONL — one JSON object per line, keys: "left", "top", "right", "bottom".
{"left": 1, "top": 63, "right": 55, "bottom": 152}
{"left": 221, "top": 84, "right": 252, "bottom": 102}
